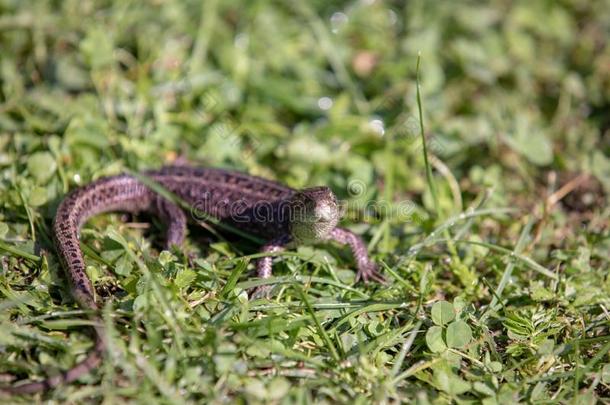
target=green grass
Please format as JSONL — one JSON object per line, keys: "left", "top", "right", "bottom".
{"left": 1, "top": 0, "right": 609, "bottom": 403}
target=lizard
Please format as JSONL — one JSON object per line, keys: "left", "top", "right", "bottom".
{"left": 2, "top": 165, "right": 384, "bottom": 394}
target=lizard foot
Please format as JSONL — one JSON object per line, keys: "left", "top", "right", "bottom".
{"left": 355, "top": 262, "right": 386, "bottom": 284}
{"left": 249, "top": 284, "right": 273, "bottom": 300}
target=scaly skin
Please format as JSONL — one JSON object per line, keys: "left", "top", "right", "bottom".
{"left": 2, "top": 165, "right": 383, "bottom": 394}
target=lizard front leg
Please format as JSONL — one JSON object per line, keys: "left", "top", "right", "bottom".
{"left": 250, "top": 234, "right": 293, "bottom": 298}
{"left": 154, "top": 197, "right": 187, "bottom": 249}
{"left": 328, "top": 227, "right": 385, "bottom": 283}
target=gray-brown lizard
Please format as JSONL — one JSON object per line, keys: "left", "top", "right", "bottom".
{"left": 2, "top": 166, "right": 383, "bottom": 394}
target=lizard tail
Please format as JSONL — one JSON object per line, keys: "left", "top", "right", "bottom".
{"left": 2, "top": 175, "right": 153, "bottom": 395}
{"left": 0, "top": 336, "right": 105, "bottom": 395}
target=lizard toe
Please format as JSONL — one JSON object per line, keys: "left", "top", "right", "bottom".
{"left": 249, "top": 285, "right": 273, "bottom": 300}
{"left": 356, "top": 262, "right": 386, "bottom": 284}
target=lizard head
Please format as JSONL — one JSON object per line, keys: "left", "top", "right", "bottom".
{"left": 288, "top": 186, "right": 340, "bottom": 244}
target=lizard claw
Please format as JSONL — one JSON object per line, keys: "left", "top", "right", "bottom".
{"left": 355, "top": 262, "right": 386, "bottom": 284}
{"left": 249, "top": 284, "right": 273, "bottom": 300}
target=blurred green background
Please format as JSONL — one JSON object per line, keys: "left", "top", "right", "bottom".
{"left": 0, "top": 0, "right": 609, "bottom": 402}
